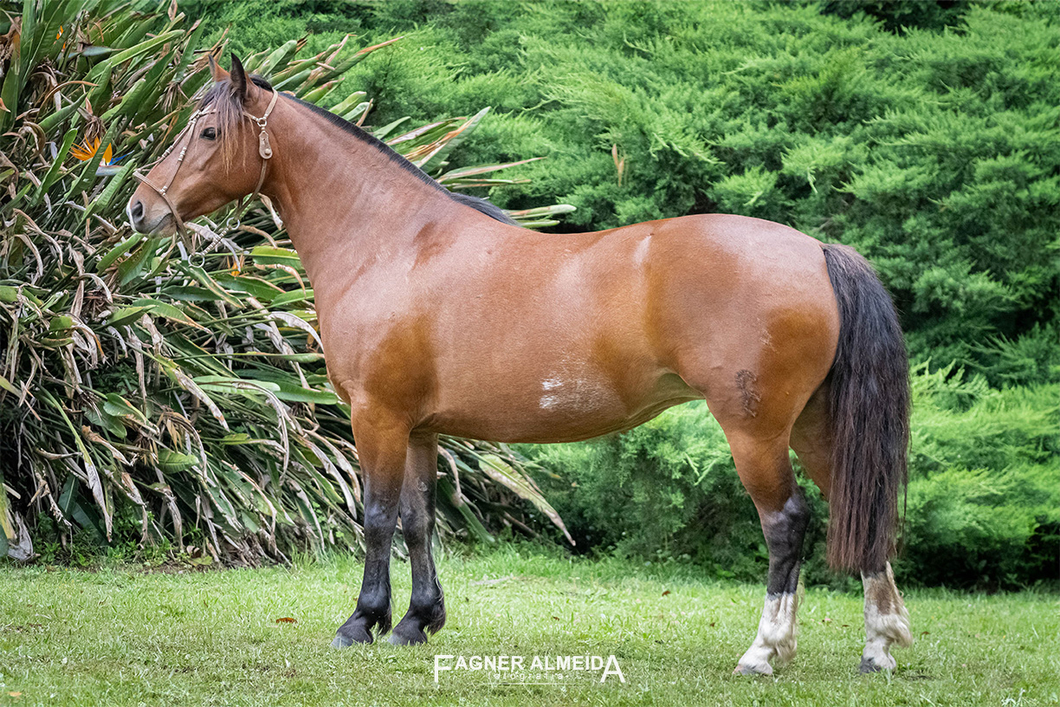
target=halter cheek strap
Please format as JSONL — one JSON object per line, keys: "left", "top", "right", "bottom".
{"left": 133, "top": 87, "right": 280, "bottom": 240}
{"left": 245, "top": 87, "right": 280, "bottom": 202}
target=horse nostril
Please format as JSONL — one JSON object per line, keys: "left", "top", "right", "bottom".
{"left": 131, "top": 200, "right": 144, "bottom": 221}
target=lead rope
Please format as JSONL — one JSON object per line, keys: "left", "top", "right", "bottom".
{"left": 132, "top": 87, "right": 281, "bottom": 264}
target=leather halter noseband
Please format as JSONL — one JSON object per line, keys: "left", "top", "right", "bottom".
{"left": 133, "top": 87, "right": 280, "bottom": 238}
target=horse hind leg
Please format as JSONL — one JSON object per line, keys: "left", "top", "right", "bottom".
{"left": 790, "top": 385, "right": 912, "bottom": 673}
{"left": 860, "top": 563, "right": 912, "bottom": 671}
{"left": 726, "top": 429, "right": 810, "bottom": 676}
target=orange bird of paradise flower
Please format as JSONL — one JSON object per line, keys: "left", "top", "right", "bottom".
{"left": 71, "top": 137, "right": 128, "bottom": 175}
{"left": 71, "top": 137, "right": 112, "bottom": 163}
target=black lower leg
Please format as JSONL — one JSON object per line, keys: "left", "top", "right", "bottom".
{"left": 389, "top": 509, "right": 444, "bottom": 644}
{"left": 391, "top": 435, "right": 445, "bottom": 645}
{"left": 334, "top": 475, "right": 402, "bottom": 647}
{"left": 764, "top": 491, "right": 811, "bottom": 598}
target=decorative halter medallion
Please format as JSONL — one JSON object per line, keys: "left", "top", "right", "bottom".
{"left": 132, "top": 87, "right": 281, "bottom": 241}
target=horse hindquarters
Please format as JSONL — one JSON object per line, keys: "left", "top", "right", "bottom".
{"left": 663, "top": 250, "right": 838, "bottom": 676}
{"left": 675, "top": 238, "right": 909, "bottom": 674}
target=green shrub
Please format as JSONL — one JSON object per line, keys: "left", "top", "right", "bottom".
{"left": 909, "top": 364, "right": 1058, "bottom": 476}
{"left": 970, "top": 323, "right": 1060, "bottom": 388}
{"left": 899, "top": 364, "right": 1059, "bottom": 588}
{"left": 902, "top": 466, "right": 1058, "bottom": 589}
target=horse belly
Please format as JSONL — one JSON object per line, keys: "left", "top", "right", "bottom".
{"left": 427, "top": 362, "right": 697, "bottom": 444}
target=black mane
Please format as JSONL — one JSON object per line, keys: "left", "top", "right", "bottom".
{"left": 230, "top": 76, "right": 518, "bottom": 226}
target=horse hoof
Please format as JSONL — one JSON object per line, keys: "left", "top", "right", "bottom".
{"left": 733, "top": 663, "right": 772, "bottom": 676}
{"left": 332, "top": 626, "right": 373, "bottom": 648}
{"left": 859, "top": 656, "right": 895, "bottom": 674}
{"left": 388, "top": 623, "right": 429, "bottom": 646}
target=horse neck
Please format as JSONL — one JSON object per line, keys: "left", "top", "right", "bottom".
{"left": 259, "top": 97, "right": 459, "bottom": 284}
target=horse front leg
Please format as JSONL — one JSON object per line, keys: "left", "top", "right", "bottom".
{"left": 333, "top": 415, "right": 409, "bottom": 647}
{"left": 390, "top": 432, "right": 446, "bottom": 645}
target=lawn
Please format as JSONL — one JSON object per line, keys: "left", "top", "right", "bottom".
{"left": 0, "top": 548, "right": 1056, "bottom": 706}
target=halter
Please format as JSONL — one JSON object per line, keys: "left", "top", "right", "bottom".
{"left": 133, "top": 87, "right": 280, "bottom": 240}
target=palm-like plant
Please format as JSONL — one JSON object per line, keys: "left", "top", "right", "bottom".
{"left": 0, "top": 0, "right": 571, "bottom": 563}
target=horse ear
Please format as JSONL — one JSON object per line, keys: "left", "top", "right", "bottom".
{"left": 230, "top": 54, "right": 248, "bottom": 103}
{"left": 208, "top": 53, "right": 229, "bottom": 83}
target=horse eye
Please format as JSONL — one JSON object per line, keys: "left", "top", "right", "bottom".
{"left": 200, "top": 127, "right": 217, "bottom": 140}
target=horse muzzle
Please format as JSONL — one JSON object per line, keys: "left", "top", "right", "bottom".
{"left": 126, "top": 191, "right": 177, "bottom": 235}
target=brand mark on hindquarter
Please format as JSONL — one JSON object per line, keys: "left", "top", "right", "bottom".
{"left": 736, "top": 369, "right": 761, "bottom": 417}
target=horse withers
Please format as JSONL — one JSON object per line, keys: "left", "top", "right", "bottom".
{"left": 128, "top": 56, "right": 913, "bottom": 675}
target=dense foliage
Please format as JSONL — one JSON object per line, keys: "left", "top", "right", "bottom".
{"left": 0, "top": 0, "right": 569, "bottom": 564}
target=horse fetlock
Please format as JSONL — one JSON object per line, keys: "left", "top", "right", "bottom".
{"left": 390, "top": 598, "right": 445, "bottom": 646}
{"left": 425, "top": 603, "right": 447, "bottom": 635}
{"left": 870, "top": 608, "right": 912, "bottom": 648}
{"left": 858, "top": 608, "right": 910, "bottom": 673}
{"left": 735, "top": 591, "right": 799, "bottom": 675}
{"left": 333, "top": 603, "right": 392, "bottom": 648}
{"left": 759, "top": 593, "right": 799, "bottom": 652}
{"left": 774, "top": 633, "right": 798, "bottom": 665}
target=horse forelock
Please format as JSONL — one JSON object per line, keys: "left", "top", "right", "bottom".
{"left": 199, "top": 75, "right": 274, "bottom": 170}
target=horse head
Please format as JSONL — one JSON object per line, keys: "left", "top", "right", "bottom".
{"left": 127, "top": 55, "right": 276, "bottom": 235}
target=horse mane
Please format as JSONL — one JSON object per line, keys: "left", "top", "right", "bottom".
{"left": 201, "top": 75, "right": 518, "bottom": 226}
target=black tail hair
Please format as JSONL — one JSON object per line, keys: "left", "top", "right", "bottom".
{"left": 821, "top": 244, "right": 910, "bottom": 572}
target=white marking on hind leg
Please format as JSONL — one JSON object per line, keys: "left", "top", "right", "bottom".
{"left": 861, "top": 562, "right": 912, "bottom": 671}
{"left": 735, "top": 589, "right": 800, "bottom": 675}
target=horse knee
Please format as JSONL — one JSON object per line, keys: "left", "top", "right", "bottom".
{"left": 400, "top": 503, "right": 434, "bottom": 542}
{"left": 364, "top": 502, "right": 398, "bottom": 538}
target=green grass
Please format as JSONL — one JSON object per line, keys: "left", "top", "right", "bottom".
{"left": 0, "top": 547, "right": 1057, "bottom": 706}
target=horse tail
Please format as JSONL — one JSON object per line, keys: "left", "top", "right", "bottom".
{"left": 821, "top": 243, "right": 910, "bottom": 573}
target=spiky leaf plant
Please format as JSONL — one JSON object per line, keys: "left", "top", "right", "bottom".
{"left": 0, "top": 0, "right": 571, "bottom": 563}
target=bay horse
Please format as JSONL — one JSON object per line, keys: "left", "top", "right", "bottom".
{"left": 128, "top": 57, "right": 913, "bottom": 674}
